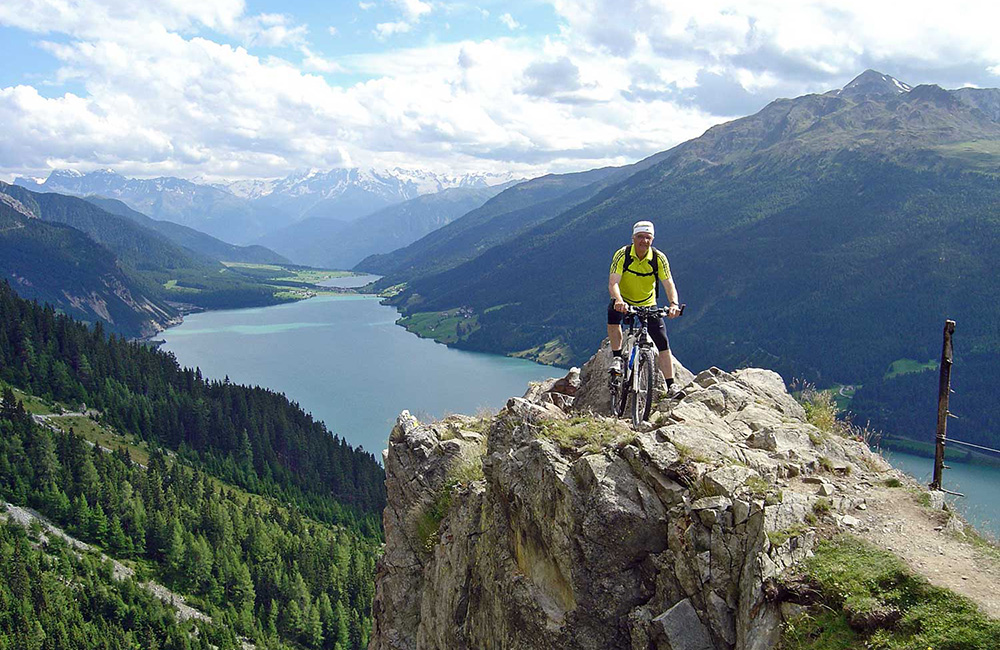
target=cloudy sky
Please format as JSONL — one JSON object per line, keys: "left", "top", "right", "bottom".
{"left": 2, "top": 0, "right": 999, "bottom": 182}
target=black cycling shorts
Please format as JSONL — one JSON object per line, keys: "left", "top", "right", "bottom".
{"left": 607, "top": 300, "right": 670, "bottom": 352}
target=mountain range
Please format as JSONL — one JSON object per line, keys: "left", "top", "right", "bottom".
{"left": 363, "top": 70, "right": 1000, "bottom": 449}
{"left": 0, "top": 181, "right": 307, "bottom": 338}
{"left": 16, "top": 167, "right": 519, "bottom": 249}
{"left": 257, "top": 184, "right": 514, "bottom": 269}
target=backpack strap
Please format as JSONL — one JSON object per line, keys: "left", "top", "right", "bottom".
{"left": 622, "top": 244, "right": 633, "bottom": 275}
{"left": 651, "top": 247, "right": 660, "bottom": 301}
{"left": 622, "top": 244, "right": 662, "bottom": 301}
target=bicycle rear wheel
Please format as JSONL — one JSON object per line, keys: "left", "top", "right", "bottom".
{"left": 631, "top": 349, "right": 655, "bottom": 427}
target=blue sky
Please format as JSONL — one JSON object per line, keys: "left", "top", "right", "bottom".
{"left": 2, "top": 0, "right": 999, "bottom": 182}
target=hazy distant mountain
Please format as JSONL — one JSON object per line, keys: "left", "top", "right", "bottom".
{"left": 15, "top": 167, "right": 521, "bottom": 247}
{"left": 84, "top": 196, "right": 289, "bottom": 265}
{"left": 14, "top": 169, "right": 285, "bottom": 244}
{"left": 258, "top": 184, "right": 512, "bottom": 269}
{"left": 374, "top": 70, "right": 1000, "bottom": 449}
{"left": 222, "top": 167, "right": 521, "bottom": 223}
{"left": 356, "top": 153, "right": 673, "bottom": 284}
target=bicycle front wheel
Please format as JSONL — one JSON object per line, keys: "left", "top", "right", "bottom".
{"left": 631, "top": 349, "right": 655, "bottom": 427}
{"left": 608, "top": 374, "right": 622, "bottom": 416}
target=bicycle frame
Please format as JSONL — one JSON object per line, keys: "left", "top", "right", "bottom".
{"left": 622, "top": 313, "right": 656, "bottom": 390}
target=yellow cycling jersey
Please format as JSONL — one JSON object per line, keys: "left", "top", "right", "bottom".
{"left": 610, "top": 245, "right": 670, "bottom": 307}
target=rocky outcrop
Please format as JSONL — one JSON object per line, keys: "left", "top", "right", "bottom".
{"left": 370, "top": 350, "right": 889, "bottom": 650}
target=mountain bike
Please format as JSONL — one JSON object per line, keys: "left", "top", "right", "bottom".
{"left": 608, "top": 304, "right": 685, "bottom": 427}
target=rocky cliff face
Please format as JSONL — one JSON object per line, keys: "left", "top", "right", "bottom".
{"left": 370, "top": 347, "right": 888, "bottom": 650}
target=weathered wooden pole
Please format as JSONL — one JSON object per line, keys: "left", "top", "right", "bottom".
{"left": 930, "top": 320, "right": 956, "bottom": 491}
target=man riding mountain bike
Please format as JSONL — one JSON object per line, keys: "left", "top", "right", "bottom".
{"left": 608, "top": 220, "right": 682, "bottom": 393}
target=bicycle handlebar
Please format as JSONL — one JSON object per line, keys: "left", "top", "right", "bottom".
{"left": 624, "top": 303, "right": 686, "bottom": 318}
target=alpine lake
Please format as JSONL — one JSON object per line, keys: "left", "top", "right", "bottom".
{"left": 159, "top": 275, "right": 558, "bottom": 459}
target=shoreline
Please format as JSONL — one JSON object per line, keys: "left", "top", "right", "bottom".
{"left": 138, "top": 269, "right": 372, "bottom": 346}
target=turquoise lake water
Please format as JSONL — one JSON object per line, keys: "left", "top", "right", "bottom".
{"left": 159, "top": 278, "right": 559, "bottom": 457}
{"left": 883, "top": 449, "right": 1000, "bottom": 538}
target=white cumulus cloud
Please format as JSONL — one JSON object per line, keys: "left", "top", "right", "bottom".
{"left": 3, "top": 0, "right": 1000, "bottom": 182}
{"left": 499, "top": 13, "right": 519, "bottom": 30}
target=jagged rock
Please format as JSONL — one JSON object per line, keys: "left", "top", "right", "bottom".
{"left": 552, "top": 368, "right": 581, "bottom": 395}
{"left": 703, "top": 466, "right": 757, "bottom": 499}
{"left": 371, "top": 354, "right": 885, "bottom": 650}
{"left": 652, "top": 598, "right": 714, "bottom": 650}
{"left": 573, "top": 338, "right": 694, "bottom": 415}
{"left": 841, "top": 515, "right": 862, "bottom": 528}
{"left": 746, "top": 429, "right": 778, "bottom": 451}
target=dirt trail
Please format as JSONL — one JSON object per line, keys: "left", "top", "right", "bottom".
{"left": 799, "top": 466, "right": 1000, "bottom": 619}
{"left": 857, "top": 481, "right": 1000, "bottom": 618}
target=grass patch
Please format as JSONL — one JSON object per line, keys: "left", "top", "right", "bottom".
{"left": 414, "top": 453, "right": 486, "bottom": 553}
{"left": 812, "top": 498, "right": 832, "bottom": 516}
{"left": 744, "top": 474, "right": 771, "bottom": 497}
{"left": 538, "top": 416, "right": 634, "bottom": 455}
{"left": 673, "top": 441, "right": 711, "bottom": 464}
{"left": 1, "top": 382, "right": 55, "bottom": 415}
{"left": 768, "top": 523, "right": 810, "bottom": 548}
{"left": 415, "top": 486, "right": 455, "bottom": 553}
{"left": 793, "top": 380, "right": 882, "bottom": 448}
{"left": 161, "top": 279, "right": 203, "bottom": 293}
{"left": 780, "top": 535, "right": 1000, "bottom": 650}
{"left": 934, "top": 140, "right": 1000, "bottom": 173}
{"left": 883, "top": 477, "right": 903, "bottom": 488}
{"left": 804, "top": 392, "right": 839, "bottom": 434}
{"left": 45, "top": 415, "right": 150, "bottom": 466}
{"left": 884, "top": 357, "right": 938, "bottom": 380}
{"left": 512, "top": 337, "right": 571, "bottom": 366}
{"left": 398, "top": 308, "right": 479, "bottom": 344}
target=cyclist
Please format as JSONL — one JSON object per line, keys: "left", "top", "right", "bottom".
{"left": 608, "top": 220, "right": 682, "bottom": 393}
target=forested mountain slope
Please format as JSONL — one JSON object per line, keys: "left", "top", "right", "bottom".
{"left": 378, "top": 71, "right": 1000, "bottom": 448}
{"left": 85, "top": 195, "right": 289, "bottom": 265}
{"left": 0, "top": 384, "right": 380, "bottom": 649}
{"left": 0, "top": 193, "right": 178, "bottom": 338}
{"left": 0, "top": 281, "right": 386, "bottom": 524}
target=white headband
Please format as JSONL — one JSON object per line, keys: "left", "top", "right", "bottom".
{"left": 633, "top": 220, "right": 654, "bottom": 236}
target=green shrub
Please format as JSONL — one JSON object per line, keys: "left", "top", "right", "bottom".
{"left": 780, "top": 535, "right": 1000, "bottom": 649}
{"left": 538, "top": 416, "right": 634, "bottom": 454}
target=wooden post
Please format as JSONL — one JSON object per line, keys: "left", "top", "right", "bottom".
{"left": 931, "top": 320, "right": 956, "bottom": 491}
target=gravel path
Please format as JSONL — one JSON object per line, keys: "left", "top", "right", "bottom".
{"left": 788, "top": 466, "right": 1000, "bottom": 619}
{"left": 857, "top": 482, "right": 1000, "bottom": 618}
